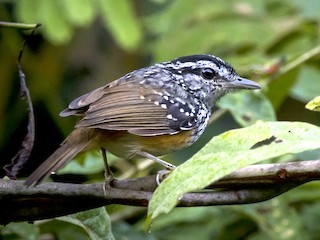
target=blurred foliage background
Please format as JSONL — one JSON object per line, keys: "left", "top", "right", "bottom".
{"left": 0, "top": 0, "right": 320, "bottom": 239}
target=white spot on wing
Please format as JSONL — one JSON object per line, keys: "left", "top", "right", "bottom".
{"left": 161, "top": 104, "right": 167, "bottom": 109}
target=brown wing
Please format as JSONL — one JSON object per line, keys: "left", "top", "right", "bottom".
{"left": 61, "top": 82, "right": 191, "bottom": 136}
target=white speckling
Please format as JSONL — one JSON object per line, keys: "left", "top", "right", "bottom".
{"left": 167, "top": 114, "right": 173, "bottom": 119}
{"left": 188, "top": 122, "right": 193, "bottom": 127}
{"left": 179, "top": 108, "right": 184, "bottom": 113}
{"left": 177, "top": 100, "right": 185, "bottom": 105}
{"left": 163, "top": 95, "right": 169, "bottom": 100}
{"left": 154, "top": 101, "right": 160, "bottom": 105}
{"left": 170, "top": 99, "right": 175, "bottom": 103}
{"left": 139, "top": 80, "right": 145, "bottom": 84}
{"left": 139, "top": 95, "right": 145, "bottom": 100}
{"left": 152, "top": 90, "right": 163, "bottom": 96}
{"left": 172, "top": 117, "right": 178, "bottom": 121}
{"left": 185, "top": 112, "right": 190, "bottom": 116}
{"left": 161, "top": 104, "right": 167, "bottom": 109}
{"left": 190, "top": 113, "right": 194, "bottom": 117}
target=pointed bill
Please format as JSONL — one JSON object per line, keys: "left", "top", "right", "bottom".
{"left": 224, "top": 77, "right": 261, "bottom": 90}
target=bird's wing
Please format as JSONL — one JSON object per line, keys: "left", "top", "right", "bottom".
{"left": 60, "top": 82, "right": 198, "bottom": 136}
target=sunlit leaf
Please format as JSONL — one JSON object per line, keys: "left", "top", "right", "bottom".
{"left": 305, "top": 96, "right": 320, "bottom": 112}
{"left": 148, "top": 121, "right": 320, "bottom": 222}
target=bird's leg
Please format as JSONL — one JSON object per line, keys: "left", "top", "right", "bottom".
{"left": 101, "top": 148, "right": 114, "bottom": 194}
{"left": 137, "top": 151, "right": 176, "bottom": 185}
{"left": 138, "top": 151, "right": 176, "bottom": 170}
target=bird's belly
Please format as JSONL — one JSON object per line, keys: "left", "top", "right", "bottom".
{"left": 100, "top": 130, "right": 195, "bottom": 159}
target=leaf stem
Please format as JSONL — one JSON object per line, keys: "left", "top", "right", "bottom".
{"left": 281, "top": 45, "right": 320, "bottom": 74}
{"left": 0, "top": 21, "right": 41, "bottom": 30}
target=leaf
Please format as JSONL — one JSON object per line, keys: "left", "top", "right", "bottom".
{"left": 292, "top": 0, "right": 320, "bottom": 19}
{"left": 291, "top": 66, "right": 320, "bottom": 103}
{"left": 237, "top": 198, "right": 308, "bottom": 240}
{"left": 16, "top": 0, "right": 39, "bottom": 23}
{"left": 58, "top": 151, "right": 105, "bottom": 175}
{"left": 58, "top": 150, "right": 120, "bottom": 175}
{"left": 57, "top": 207, "right": 114, "bottom": 240}
{"left": 147, "top": 121, "right": 320, "bottom": 223}
{"left": 218, "top": 91, "right": 276, "bottom": 126}
{"left": 266, "top": 67, "right": 299, "bottom": 110}
{"left": 305, "top": 96, "right": 320, "bottom": 112}
{"left": 1, "top": 222, "right": 39, "bottom": 240}
{"left": 98, "top": 0, "right": 142, "bottom": 51}
{"left": 61, "top": 0, "right": 95, "bottom": 26}
{"left": 37, "top": 0, "right": 73, "bottom": 44}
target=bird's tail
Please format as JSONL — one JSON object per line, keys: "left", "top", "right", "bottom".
{"left": 25, "top": 129, "right": 94, "bottom": 187}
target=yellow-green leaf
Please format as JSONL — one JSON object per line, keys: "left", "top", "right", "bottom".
{"left": 306, "top": 96, "right": 320, "bottom": 112}
{"left": 98, "top": 0, "right": 142, "bottom": 51}
{"left": 148, "top": 121, "right": 320, "bottom": 223}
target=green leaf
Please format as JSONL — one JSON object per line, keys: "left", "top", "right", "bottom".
{"left": 98, "top": 0, "right": 142, "bottom": 51}
{"left": 1, "top": 222, "right": 39, "bottom": 240}
{"left": 147, "top": 121, "right": 320, "bottom": 223}
{"left": 218, "top": 91, "right": 276, "bottom": 126}
{"left": 37, "top": 0, "right": 73, "bottom": 44}
{"left": 58, "top": 151, "right": 105, "bottom": 175}
{"left": 291, "top": 66, "right": 320, "bottom": 103}
{"left": 16, "top": 0, "right": 39, "bottom": 23}
{"left": 237, "top": 198, "right": 308, "bottom": 240}
{"left": 58, "top": 207, "right": 114, "bottom": 240}
{"left": 292, "top": 0, "right": 320, "bottom": 19}
{"left": 305, "top": 96, "right": 320, "bottom": 112}
{"left": 58, "top": 150, "right": 120, "bottom": 175}
{"left": 266, "top": 68, "right": 299, "bottom": 110}
{"left": 61, "top": 0, "right": 95, "bottom": 26}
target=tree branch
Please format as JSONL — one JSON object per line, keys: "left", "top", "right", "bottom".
{"left": 1, "top": 159, "right": 320, "bottom": 224}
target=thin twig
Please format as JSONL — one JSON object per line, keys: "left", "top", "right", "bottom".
{"left": 0, "top": 22, "right": 41, "bottom": 30}
{"left": 3, "top": 24, "right": 41, "bottom": 179}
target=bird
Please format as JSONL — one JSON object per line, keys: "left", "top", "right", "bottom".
{"left": 25, "top": 54, "right": 261, "bottom": 187}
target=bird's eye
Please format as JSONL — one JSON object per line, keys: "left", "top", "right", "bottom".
{"left": 201, "top": 68, "right": 216, "bottom": 80}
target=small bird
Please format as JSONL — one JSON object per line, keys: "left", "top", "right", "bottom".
{"left": 25, "top": 54, "right": 261, "bottom": 187}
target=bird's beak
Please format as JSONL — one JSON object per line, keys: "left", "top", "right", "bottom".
{"left": 223, "top": 77, "right": 261, "bottom": 90}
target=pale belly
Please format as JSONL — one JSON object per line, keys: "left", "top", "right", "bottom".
{"left": 99, "top": 130, "right": 195, "bottom": 159}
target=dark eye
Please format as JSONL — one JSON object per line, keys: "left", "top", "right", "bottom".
{"left": 201, "top": 68, "right": 216, "bottom": 80}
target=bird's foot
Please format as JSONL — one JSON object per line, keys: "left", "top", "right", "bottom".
{"left": 156, "top": 169, "right": 173, "bottom": 185}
